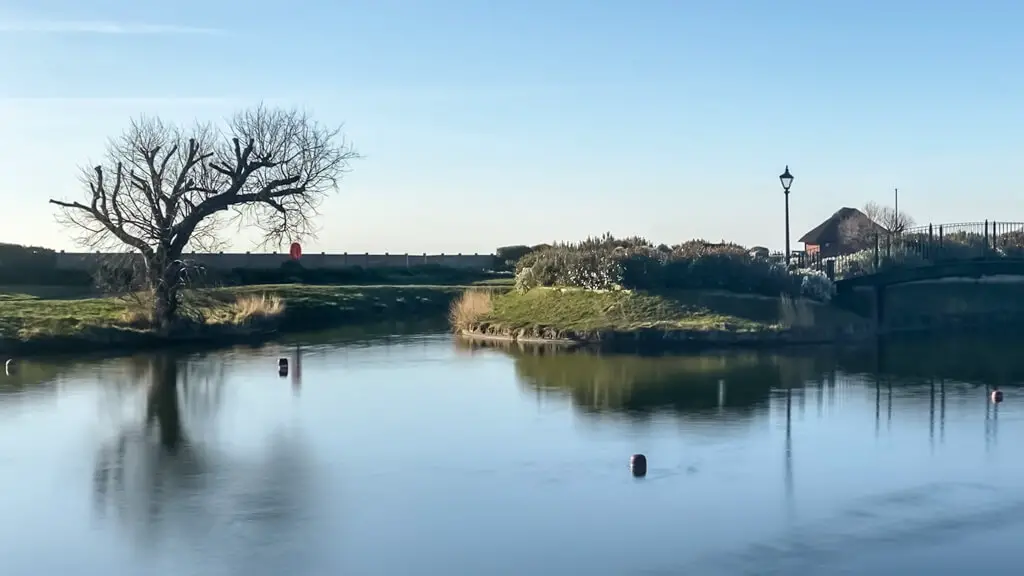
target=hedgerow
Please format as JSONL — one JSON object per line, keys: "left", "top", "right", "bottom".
{"left": 514, "top": 233, "right": 834, "bottom": 301}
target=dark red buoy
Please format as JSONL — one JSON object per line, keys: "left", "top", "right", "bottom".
{"left": 630, "top": 454, "right": 647, "bottom": 477}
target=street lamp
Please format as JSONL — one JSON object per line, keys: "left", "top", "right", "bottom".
{"left": 779, "top": 166, "right": 794, "bottom": 267}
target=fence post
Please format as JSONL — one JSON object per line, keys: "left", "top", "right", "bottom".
{"left": 984, "top": 220, "right": 989, "bottom": 257}
{"left": 873, "top": 233, "right": 880, "bottom": 271}
{"left": 405, "top": 253, "right": 410, "bottom": 269}
{"left": 939, "top": 225, "right": 943, "bottom": 249}
{"left": 928, "top": 224, "right": 934, "bottom": 259}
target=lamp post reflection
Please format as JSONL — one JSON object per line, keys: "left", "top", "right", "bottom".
{"left": 874, "top": 375, "right": 881, "bottom": 437}
{"left": 929, "top": 378, "right": 936, "bottom": 451}
{"left": 292, "top": 345, "right": 303, "bottom": 395}
{"left": 940, "top": 378, "right": 946, "bottom": 444}
{"left": 784, "top": 386, "right": 794, "bottom": 509}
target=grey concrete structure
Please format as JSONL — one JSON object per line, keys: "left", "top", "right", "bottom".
{"left": 54, "top": 251, "right": 496, "bottom": 271}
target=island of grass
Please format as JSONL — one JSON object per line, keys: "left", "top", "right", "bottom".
{"left": 449, "top": 236, "right": 873, "bottom": 350}
{"left": 0, "top": 281, "right": 510, "bottom": 356}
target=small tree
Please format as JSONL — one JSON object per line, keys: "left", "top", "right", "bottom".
{"left": 50, "top": 105, "right": 359, "bottom": 331}
{"left": 839, "top": 201, "right": 916, "bottom": 250}
{"left": 495, "top": 245, "right": 534, "bottom": 270}
{"left": 862, "top": 201, "right": 915, "bottom": 236}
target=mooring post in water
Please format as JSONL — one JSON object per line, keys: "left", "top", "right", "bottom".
{"left": 630, "top": 454, "right": 647, "bottom": 478}
{"left": 717, "top": 379, "right": 726, "bottom": 408}
{"left": 991, "top": 386, "right": 1003, "bottom": 404}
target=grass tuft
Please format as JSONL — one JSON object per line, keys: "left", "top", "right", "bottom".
{"left": 449, "top": 289, "right": 493, "bottom": 332}
{"left": 218, "top": 294, "right": 286, "bottom": 325}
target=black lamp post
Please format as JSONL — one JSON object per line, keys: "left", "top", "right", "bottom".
{"left": 779, "top": 166, "right": 794, "bottom": 266}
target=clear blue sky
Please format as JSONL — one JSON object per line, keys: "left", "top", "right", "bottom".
{"left": 2, "top": 0, "right": 1023, "bottom": 254}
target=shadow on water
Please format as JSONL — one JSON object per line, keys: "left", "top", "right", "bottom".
{"left": 89, "top": 352, "right": 317, "bottom": 564}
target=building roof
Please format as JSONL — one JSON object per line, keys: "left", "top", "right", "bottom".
{"left": 798, "top": 207, "right": 879, "bottom": 244}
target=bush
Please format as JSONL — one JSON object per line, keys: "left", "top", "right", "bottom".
{"left": 495, "top": 245, "right": 534, "bottom": 271}
{"left": 514, "top": 233, "right": 832, "bottom": 301}
{"left": 794, "top": 269, "right": 836, "bottom": 302}
{"left": 514, "top": 266, "right": 539, "bottom": 293}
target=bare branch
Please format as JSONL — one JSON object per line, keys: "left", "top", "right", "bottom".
{"left": 49, "top": 104, "right": 359, "bottom": 328}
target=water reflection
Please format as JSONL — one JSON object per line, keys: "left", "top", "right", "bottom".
{"left": 87, "top": 353, "right": 315, "bottom": 569}
{"left": 6, "top": 330, "right": 1024, "bottom": 574}
{"left": 457, "top": 333, "right": 1024, "bottom": 422}
{"left": 505, "top": 346, "right": 817, "bottom": 420}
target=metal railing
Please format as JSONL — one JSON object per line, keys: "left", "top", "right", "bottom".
{"left": 796, "top": 221, "right": 1024, "bottom": 281}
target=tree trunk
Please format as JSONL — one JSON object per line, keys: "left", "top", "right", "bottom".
{"left": 152, "top": 281, "right": 178, "bottom": 333}
{"left": 146, "top": 354, "right": 183, "bottom": 451}
{"left": 146, "top": 249, "right": 182, "bottom": 334}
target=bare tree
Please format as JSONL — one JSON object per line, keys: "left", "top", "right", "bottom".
{"left": 839, "top": 201, "right": 916, "bottom": 250}
{"left": 50, "top": 105, "right": 359, "bottom": 331}
{"left": 863, "top": 201, "right": 915, "bottom": 235}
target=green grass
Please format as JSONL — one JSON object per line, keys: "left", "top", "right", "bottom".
{"left": 0, "top": 283, "right": 510, "bottom": 346}
{"left": 461, "top": 287, "right": 867, "bottom": 335}
{"left": 480, "top": 288, "right": 770, "bottom": 332}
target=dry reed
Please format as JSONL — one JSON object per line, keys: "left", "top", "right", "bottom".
{"left": 778, "top": 293, "right": 816, "bottom": 328}
{"left": 449, "top": 289, "right": 493, "bottom": 332}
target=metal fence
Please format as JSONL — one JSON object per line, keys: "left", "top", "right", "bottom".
{"left": 795, "top": 221, "right": 1024, "bottom": 281}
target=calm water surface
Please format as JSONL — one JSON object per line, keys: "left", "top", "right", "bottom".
{"left": 1, "top": 328, "right": 1023, "bottom": 575}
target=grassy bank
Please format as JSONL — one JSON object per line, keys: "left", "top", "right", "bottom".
{"left": 450, "top": 287, "right": 872, "bottom": 349}
{"left": 0, "top": 283, "right": 509, "bottom": 356}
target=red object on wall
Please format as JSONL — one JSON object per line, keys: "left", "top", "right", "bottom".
{"left": 289, "top": 242, "right": 302, "bottom": 260}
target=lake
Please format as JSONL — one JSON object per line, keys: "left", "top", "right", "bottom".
{"left": 1, "top": 327, "right": 1022, "bottom": 575}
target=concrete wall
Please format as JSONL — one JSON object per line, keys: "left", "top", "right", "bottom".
{"left": 54, "top": 251, "right": 496, "bottom": 271}
{"left": 840, "top": 276, "right": 1024, "bottom": 332}
{"left": 883, "top": 277, "right": 1024, "bottom": 330}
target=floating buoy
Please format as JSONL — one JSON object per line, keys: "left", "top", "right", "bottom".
{"left": 630, "top": 454, "right": 647, "bottom": 477}
{"left": 992, "top": 388, "right": 1003, "bottom": 404}
{"left": 278, "top": 358, "right": 288, "bottom": 369}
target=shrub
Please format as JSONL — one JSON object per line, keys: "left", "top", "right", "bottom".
{"left": 794, "top": 269, "right": 836, "bottom": 302}
{"left": 515, "top": 266, "right": 539, "bottom": 293}
{"left": 515, "top": 234, "right": 833, "bottom": 300}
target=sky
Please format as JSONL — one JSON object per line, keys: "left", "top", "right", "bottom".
{"left": 2, "top": 0, "right": 1023, "bottom": 254}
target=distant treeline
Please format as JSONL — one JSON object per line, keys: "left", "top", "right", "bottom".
{"left": 494, "top": 244, "right": 551, "bottom": 271}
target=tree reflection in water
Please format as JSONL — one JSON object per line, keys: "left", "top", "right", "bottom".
{"left": 91, "top": 353, "right": 315, "bottom": 567}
